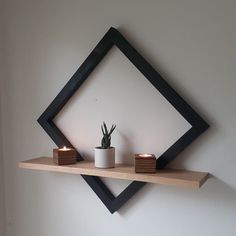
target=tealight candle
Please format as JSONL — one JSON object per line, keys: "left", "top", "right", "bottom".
{"left": 53, "top": 146, "right": 77, "bottom": 165}
{"left": 137, "top": 154, "right": 154, "bottom": 158}
{"left": 58, "top": 146, "right": 73, "bottom": 151}
{"left": 134, "top": 153, "right": 156, "bottom": 173}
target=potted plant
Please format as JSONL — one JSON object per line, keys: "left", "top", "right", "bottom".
{"left": 94, "top": 122, "right": 116, "bottom": 168}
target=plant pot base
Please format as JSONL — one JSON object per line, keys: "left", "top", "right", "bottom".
{"left": 95, "top": 166, "right": 115, "bottom": 169}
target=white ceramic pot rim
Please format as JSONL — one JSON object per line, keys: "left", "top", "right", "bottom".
{"left": 95, "top": 146, "right": 115, "bottom": 149}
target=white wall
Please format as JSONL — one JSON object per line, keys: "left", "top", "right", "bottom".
{"left": 0, "top": 84, "right": 5, "bottom": 236}
{"left": 0, "top": 0, "right": 6, "bottom": 235}
{"left": 2, "top": 0, "right": 236, "bottom": 236}
{"left": 0, "top": 91, "right": 4, "bottom": 236}
{"left": 0, "top": 56, "right": 5, "bottom": 236}
{"left": 0, "top": 73, "right": 5, "bottom": 235}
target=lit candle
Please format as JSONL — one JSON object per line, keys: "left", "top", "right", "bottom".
{"left": 138, "top": 154, "right": 154, "bottom": 158}
{"left": 53, "top": 146, "right": 77, "bottom": 165}
{"left": 59, "top": 146, "right": 72, "bottom": 151}
{"left": 134, "top": 153, "right": 156, "bottom": 173}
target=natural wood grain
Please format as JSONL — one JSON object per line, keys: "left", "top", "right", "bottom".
{"left": 19, "top": 157, "right": 209, "bottom": 188}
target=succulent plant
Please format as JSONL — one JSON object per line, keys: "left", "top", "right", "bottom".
{"left": 101, "top": 122, "right": 116, "bottom": 149}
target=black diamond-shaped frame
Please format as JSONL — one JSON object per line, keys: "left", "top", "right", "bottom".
{"left": 38, "top": 27, "right": 209, "bottom": 214}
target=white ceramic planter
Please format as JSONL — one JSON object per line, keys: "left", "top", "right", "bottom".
{"left": 94, "top": 147, "right": 115, "bottom": 168}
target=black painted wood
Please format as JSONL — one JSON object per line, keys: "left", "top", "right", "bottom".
{"left": 38, "top": 27, "right": 209, "bottom": 214}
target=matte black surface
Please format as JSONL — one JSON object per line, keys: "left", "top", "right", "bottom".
{"left": 38, "top": 27, "right": 209, "bottom": 213}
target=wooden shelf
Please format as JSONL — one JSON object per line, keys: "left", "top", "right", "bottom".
{"left": 19, "top": 157, "right": 209, "bottom": 188}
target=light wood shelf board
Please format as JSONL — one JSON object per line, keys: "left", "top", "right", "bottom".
{"left": 19, "top": 157, "right": 209, "bottom": 188}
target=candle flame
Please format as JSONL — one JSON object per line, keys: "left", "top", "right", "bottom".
{"left": 59, "top": 146, "right": 71, "bottom": 151}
